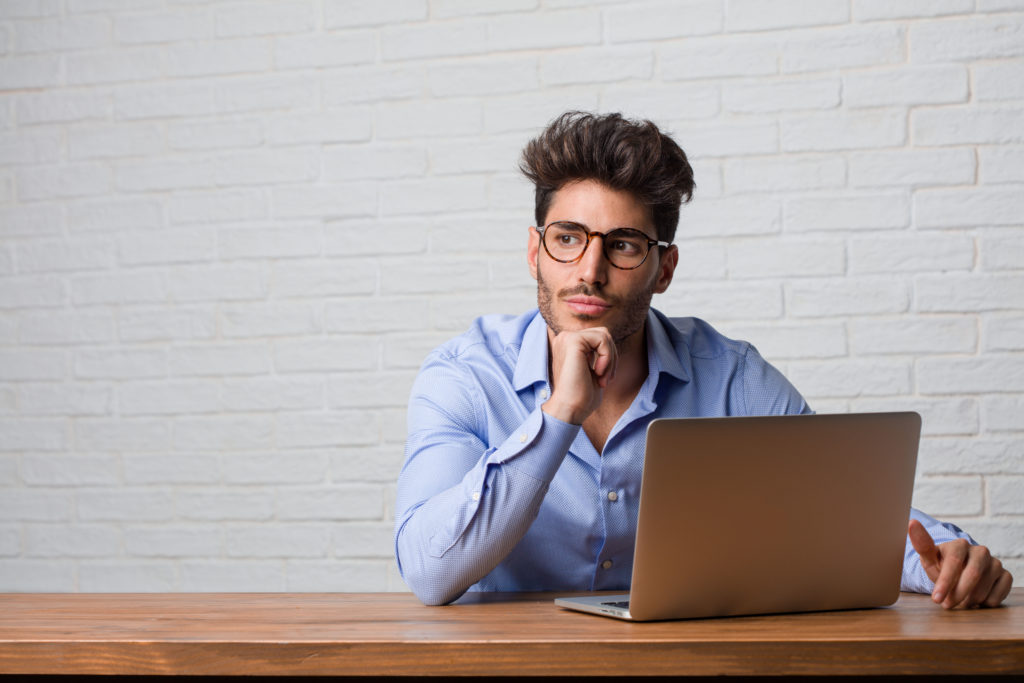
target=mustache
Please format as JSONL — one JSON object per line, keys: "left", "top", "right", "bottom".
{"left": 557, "top": 284, "right": 616, "bottom": 303}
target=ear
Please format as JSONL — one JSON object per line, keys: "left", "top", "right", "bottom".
{"left": 527, "top": 226, "right": 540, "bottom": 281}
{"left": 652, "top": 244, "right": 678, "bottom": 294}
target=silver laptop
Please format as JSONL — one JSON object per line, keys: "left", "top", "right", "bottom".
{"left": 556, "top": 412, "right": 921, "bottom": 621}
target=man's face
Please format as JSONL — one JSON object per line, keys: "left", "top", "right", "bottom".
{"left": 527, "top": 179, "right": 678, "bottom": 346}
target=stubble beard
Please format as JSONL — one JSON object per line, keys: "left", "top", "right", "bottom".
{"left": 536, "top": 266, "right": 654, "bottom": 346}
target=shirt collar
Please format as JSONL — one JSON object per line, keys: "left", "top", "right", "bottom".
{"left": 646, "top": 307, "right": 691, "bottom": 384}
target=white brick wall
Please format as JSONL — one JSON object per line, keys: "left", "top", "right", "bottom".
{"left": 0, "top": 2, "right": 1021, "bottom": 592}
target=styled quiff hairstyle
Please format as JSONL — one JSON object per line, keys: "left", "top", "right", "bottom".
{"left": 519, "top": 111, "right": 695, "bottom": 244}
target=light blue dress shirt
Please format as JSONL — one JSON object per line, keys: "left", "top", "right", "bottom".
{"left": 395, "top": 308, "right": 974, "bottom": 606}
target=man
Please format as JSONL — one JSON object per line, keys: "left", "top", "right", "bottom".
{"left": 394, "top": 112, "right": 1013, "bottom": 608}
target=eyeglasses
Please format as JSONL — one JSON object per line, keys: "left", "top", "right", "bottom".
{"left": 537, "top": 221, "right": 669, "bottom": 270}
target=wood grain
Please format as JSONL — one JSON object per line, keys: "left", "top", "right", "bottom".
{"left": 0, "top": 590, "right": 1021, "bottom": 676}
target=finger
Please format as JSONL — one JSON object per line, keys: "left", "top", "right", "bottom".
{"left": 948, "top": 545, "right": 992, "bottom": 608}
{"left": 982, "top": 570, "right": 1014, "bottom": 608}
{"left": 933, "top": 540, "right": 969, "bottom": 607}
{"left": 585, "top": 329, "right": 617, "bottom": 384}
{"left": 908, "top": 520, "right": 940, "bottom": 580}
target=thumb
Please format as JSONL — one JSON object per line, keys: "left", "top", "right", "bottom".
{"left": 908, "top": 519, "right": 941, "bottom": 581}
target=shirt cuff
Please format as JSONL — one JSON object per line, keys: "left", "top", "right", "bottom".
{"left": 489, "top": 408, "right": 580, "bottom": 483}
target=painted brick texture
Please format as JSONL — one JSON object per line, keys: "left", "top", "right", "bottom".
{"left": 0, "top": 3, "right": 1021, "bottom": 591}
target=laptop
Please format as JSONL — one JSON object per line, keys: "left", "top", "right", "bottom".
{"left": 555, "top": 412, "right": 921, "bottom": 621}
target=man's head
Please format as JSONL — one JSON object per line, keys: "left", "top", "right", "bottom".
{"left": 519, "top": 111, "right": 694, "bottom": 244}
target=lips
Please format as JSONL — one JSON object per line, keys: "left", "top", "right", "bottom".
{"left": 565, "top": 295, "right": 611, "bottom": 316}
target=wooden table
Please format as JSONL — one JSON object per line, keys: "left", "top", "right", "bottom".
{"left": 0, "top": 590, "right": 1022, "bottom": 678}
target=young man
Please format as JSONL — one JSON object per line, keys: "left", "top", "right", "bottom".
{"left": 394, "top": 112, "right": 1013, "bottom": 608}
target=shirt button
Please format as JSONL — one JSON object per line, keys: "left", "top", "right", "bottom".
{"left": 519, "top": 433, "right": 527, "bottom": 443}
{"left": 607, "top": 491, "right": 618, "bottom": 502}
{"left": 602, "top": 560, "right": 613, "bottom": 570}
{"left": 540, "top": 388, "right": 549, "bottom": 399}
{"left": 471, "top": 492, "right": 480, "bottom": 501}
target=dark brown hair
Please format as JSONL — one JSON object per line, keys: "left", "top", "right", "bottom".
{"left": 519, "top": 111, "right": 695, "bottom": 244}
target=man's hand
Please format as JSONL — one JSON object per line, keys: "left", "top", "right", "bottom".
{"left": 908, "top": 519, "right": 1013, "bottom": 608}
{"left": 542, "top": 327, "right": 617, "bottom": 425}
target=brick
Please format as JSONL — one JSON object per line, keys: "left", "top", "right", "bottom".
{"left": 114, "top": 81, "right": 216, "bottom": 120}
{"left": 113, "top": 9, "right": 213, "bottom": 43}
{"left": 0, "top": 527, "right": 19, "bottom": 557}
{"left": 984, "top": 395, "right": 1024, "bottom": 432}
{"left": 486, "top": 9, "right": 600, "bottom": 51}
{"left": 168, "top": 120, "right": 263, "bottom": 151}
{"left": 724, "top": 156, "right": 844, "bottom": 193}
{"left": 165, "top": 38, "right": 271, "bottom": 77}
{"left": 78, "top": 489, "right": 175, "bottom": 522}
{"left": 324, "top": 298, "right": 432, "bottom": 333}
{"left": 727, "top": 239, "right": 845, "bottom": 279}
{"left": 66, "top": 47, "right": 163, "bottom": 85}
{"left": 273, "top": 184, "right": 376, "bottom": 219}
{"left": 323, "top": 65, "right": 428, "bottom": 105}
{"left": 176, "top": 490, "right": 274, "bottom": 521}
{"left": 174, "top": 415, "right": 274, "bottom": 451}
{"left": 118, "top": 227, "right": 216, "bottom": 266}
{"left": 215, "top": 74, "right": 319, "bottom": 114}
{"left": 323, "top": 144, "right": 427, "bottom": 181}
{"left": 18, "top": 382, "right": 112, "bottom": 415}
{"left": 165, "top": 264, "right": 268, "bottom": 302}
{"left": 79, "top": 562, "right": 178, "bottom": 592}
{"left": 286, "top": 559, "right": 392, "bottom": 591}
{"left": 853, "top": 0, "right": 973, "bottom": 20}
{"left": 266, "top": 109, "right": 372, "bottom": 145}
{"left": 0, "top": 456, "right": 19, "bottom": 485}
{"left": 787, "top": 278, "right": 910, "bottom": 316}
{"left": 782, "top": 110, "right": 905, "bottom": 152}
{"left": 19, "top": 236, "right": 114, "bottom": 273}
{"left": 226, "top": 524, "right": 328, "bottom": 558}
{"left": 381, "top": 176, "right": 488, "bottom": 216}
{"left": 74, "top": 348, "right": 165, "bottom": 380}
{"left": 599, "top": 84, "right": 718, "bottom": 125}
{"left": 974, "top": 60, "right": 1024, "bottom": 102}
{"left": 115, "top": 159, "right": 216, "bottom": 192}
{"left": 540, "top": 46, "right": 653, "bottom": 85}
{"left": 785, "top": 193, "right": 909, "bottom": 232}
{"left": 273, "top": 337, "right": 379, "bottom": 373}
{"left": 978, "top": 0, "right": 1024, "bottom": 9}
{"left": 222, "top": 377, "right": 324, "bottom": 412}
{"left": 483, "top": 91, "right": 599, "bottom": 134}
{"left": 656, "top": 282, "right": 785, "bottom": 320}
{"left": 25, "top": 524, "right": 120, "bottom": 557}
{"left": 67, "top": 198, "right": 163, "bottom": 233}
{"left": 222, "top": 451, "right": 327, "bottom": 484}
{"left": 988, "top": 476, "right": 1024, "bottom": 514}
{"left": 123, "top": 454, "right": 220, "bottom": 484}
{"left": 726, "top": 0, "right": 847, "bottom": 31}
{"left": 0, "top": 55, "right": 60, "bottom": 90}
{"left": 917, "top": 355, "right": 1024, "bottom": 394}
{"left": 487, "top": 172, "right": 534, "bottom": 211}
{"left": 17, "top": 164, "right": 112, "bottom": 200}
{"left": 168, "top": 343, "right": 270, "bottom": 377}
{"left": 849, "top": 316, "right": 977, "bottom": 355}
{"left": 915, "top": 187, "right": 1024, "bottom": 228}
{"left": 910, "top": 476, "right": 983, "bottom": 516}
{"left": 980, "top": 229, "right": 1024, "bottom": 271}
{"left": 275, "top": 31, "right": 375, "bottom": 69}
{"left": 219, "top": 224, "right": 322, "bottom": 260}
{"left": 918, "top": 436, "right": 1024, "bottom": 475}
{"left": 913, "top": 105, "right": 1024, "bottom": 146}
{"left": 607, "top": 0, "right": 721, "bottom": 42}
{"left": 849, "top": 148, "right": 975, "bottom": 188}
{"left": 119, "top": 307, "right": 217, "bottom": 343}
{"left": 215, "top": 1, "right": 315, "bottom": 37}
{"left": 985, "top": 315, "right": 1024, "bottom": 352}
{"left": 117, "top": 380, "right": 220, "bottom": 416}
{"left": 0, "top": 275, "right": 65, "bottom": 309}
{"left": 0, "top": 417, "right": 67, "bottom": 450}
{"left": 428, "top": 214, "right": 525, "bottom": 253}
{"left": 429, "top": 57, "right": 539, "bottom": 97}
{"left": 0, "top": 560, "right": 75, "bottom": 591}
{"left": 0, "top": 489, "right": 71, "bottom": 521}
{"left": 181, "top": 561, "right": 285, "bottom": 591}
{"left": 19, "top": 311, "right": 114, "bottom": 346}
{"left": 910, "top": 13, "right": 1024, "bottom": 63}
{"left": 916, "top": 274, "right": 1024, "bottom": 312}
{"left": 213, "top": 148, "right": 319, "bottom": 186}
{"left": 843, "top": 65, "right": 967, "bottom": 108}
{"left": 432, "top": 0, "right": 537, "bottom": 18}
{"left": 332, "top": 521, "right": 393, "bottom": 557}
{"left": 71, "top": 272, "right": 164, "bottom": 305}
{"left": 380, "top": 257, "right": 488, "bottom": 294}
{"left": 719, "top": 322, "right": 846, "bottom": 360}
{"left": 274, "top": 260, "right": 377, "bottom": 297}
{"left": 277, "top": 485, "right": 384, "bottom": 520}
{"left": 0, "top": 349, "right": 66, "bottom": 380}
{"left": 429, "top": 137, "right": 525, "bottom": 176}
{"left": 786, "top": 358, "right": 911, "bottom": 398}
{"left": 0, "top": 1, "right": 60, "bottom": 18}
{"left": 979, "top": 146, "right": 1024, "bottom": 183}
{"left": 723, "top": 77, "right": 838, "bottom": 114}
{"left": 68, "top": 122, "right": 163, "bottom": 160}
{"left": 0, "top": 128, "right": 62, "bottom": 164}
{"left": 852, "top": 396, "right": 978, "bottom": 436}
{"left": 222, "top": 303, "right": 319, "bottom": 338}
{"left": 13, "top": 15, "right": 109, "bottom": 52}
{"left": 782, "top": 25, "right": 904, "bottom": 73}
{"left": 331, "top": 447, "right": 405, "bottom": 483}
{"left": 0, "top": 205, "right": 62, "bottom": 238}
{"left": 376, "top": 99, "right": 482, "bottom": 140}
{"left": 850, "top": 234, "right": 974, "bottom": 274}
{"left": 672, "top": 120, "right": 779, "bottom": 158}
{"left": 125, "top": 526, "right": 222, "bottom": 557}
{"left": 328, "top": 370, "right": 416, "bottom": 409}
{"left": 170, "top": 189, "right": 268, "bottom": 224}
{"left": 661, "top": 35, "right": 778, "bottom": 80}
{"left": 383, "top": 331, "right": 454, "bottom": 368}
{"left": 325, "top": 0, "right": 427, "bottom": 27}
{"left": 381, "top": 18, "right": 486, "bottom": 60}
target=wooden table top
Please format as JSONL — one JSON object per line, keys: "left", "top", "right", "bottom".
{"left": 1, "top": 589, "right": 1022, "bottom": 677}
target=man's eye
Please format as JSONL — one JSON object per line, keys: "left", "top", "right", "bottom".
{"left": 557, "top": 233, "right": 582, "bottom": 245}
{"left": 610, "top": 239, "right": 642, "bottom": 254}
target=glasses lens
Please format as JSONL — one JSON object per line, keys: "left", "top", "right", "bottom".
{"left": 604, "top": 228, "right": 650, "bottom": 268}
{"left": 543, "top": 222, "right": 588, "bottom": 262}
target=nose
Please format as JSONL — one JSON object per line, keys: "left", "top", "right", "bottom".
{"left": 575, "top": 233, "right": 609, "bottom": 285}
